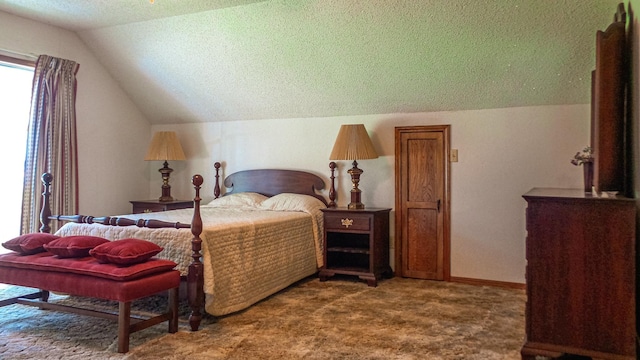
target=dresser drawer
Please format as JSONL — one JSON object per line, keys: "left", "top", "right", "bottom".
{"left": 324, "top": 213, "right": 371, "bottom": 231}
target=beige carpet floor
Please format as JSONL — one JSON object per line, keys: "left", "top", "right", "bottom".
{"left": 0, "top": 276, "right": 525, "bottom": 360}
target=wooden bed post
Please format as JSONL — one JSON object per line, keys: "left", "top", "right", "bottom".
{"left": 40, "top": 173, "right": 53, "bottom": 234}
{"left": 38, "top": 173, "right": 54, "bottom": 302}
{"left": 213, "top": 162, "right": 221, "bottom": 199}
{"left": 187, "top": 174, "right": 204, "bottom": 331}
{"left": 328, "top": 162, "right": 337, "bottom": 208}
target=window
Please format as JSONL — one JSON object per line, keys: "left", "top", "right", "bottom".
{"left": 0, "top": 56, "right": 34, "bottom": 251}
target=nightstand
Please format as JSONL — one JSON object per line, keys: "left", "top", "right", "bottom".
{"left": 130, "top": 199, "right": 193, "bottom": 214}
{"left": 319, "top": 207, "right": 392, "bottom": 286}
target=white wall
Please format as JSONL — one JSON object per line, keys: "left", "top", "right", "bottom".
{"left": 0, "top": 11, "right": 151, "bottom": 216}
{"left": 154, "top": 104, "right": 589, "bottom": 284}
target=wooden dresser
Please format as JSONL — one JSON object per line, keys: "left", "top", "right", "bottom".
{"left": 521, "top": 188, "right": 636, "bottom": 360}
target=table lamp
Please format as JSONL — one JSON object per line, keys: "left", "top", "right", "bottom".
{"left": 329, "top": 124, "right": 378, "bottom": 209}
{"left": 144, "top": 131, "right": 186, "bottom": 202}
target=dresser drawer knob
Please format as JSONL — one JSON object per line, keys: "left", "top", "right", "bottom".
{"left": 341, "top": 218, "right": 353, "bottom": 228}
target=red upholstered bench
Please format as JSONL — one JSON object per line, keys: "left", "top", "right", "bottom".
{"left": 0, "top": 251, "right": 180, "bottom": 353}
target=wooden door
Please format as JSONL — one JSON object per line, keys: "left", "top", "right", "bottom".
{"left": 395, "top": 125, "right": 450, "bottom": 280}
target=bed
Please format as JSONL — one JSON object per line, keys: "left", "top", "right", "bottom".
{"left": 44, "top": 163, "right": 334, "bottom": 331}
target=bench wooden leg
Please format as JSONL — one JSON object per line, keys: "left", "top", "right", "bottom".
{"left": 117, "top": 301, "right": 131, "bottom": 353}
{"left": 168, "top": 287, "right": 178, "bottom": 333}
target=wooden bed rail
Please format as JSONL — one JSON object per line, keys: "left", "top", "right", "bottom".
{"left": 39, "top": 172, "right": 206, "bottom": 331}
{"left": 48, "top": 214, "right": 191, "bottom": 229}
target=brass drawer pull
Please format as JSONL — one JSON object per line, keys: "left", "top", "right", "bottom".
{"left": 341, "top": 218, "right": 353, "bottom": 228}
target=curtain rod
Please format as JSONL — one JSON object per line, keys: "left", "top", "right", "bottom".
{"left": 0, "top": 48, "right": 38, "bottom": 61}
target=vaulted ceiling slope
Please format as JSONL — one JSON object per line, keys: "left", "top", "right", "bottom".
{"left": 0, "top": 0, "right": 622, "bottom": 124}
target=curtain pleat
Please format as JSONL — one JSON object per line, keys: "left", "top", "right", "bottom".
{"left": 21, "top": 55, "right": 79, "bottom": 234}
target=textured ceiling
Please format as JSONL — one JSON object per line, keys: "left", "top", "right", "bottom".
{"left": 0, "top": 0, "right": 267, "bottom": 30}
{"left": 0, "top": 0, "right": 623, "bottom": 124}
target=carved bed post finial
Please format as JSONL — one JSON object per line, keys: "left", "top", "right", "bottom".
{"left": 188, "top": 174, "right": 204, "bottom": 331}
{"left": 329, "top": 162, "right": 337, "bottom": 208}
{"left": 615, "top": 3, "right": 626, "bottom": 23}
{"left": 40, "top": 173, "right": 53, "bottom": 233}
{"left": 214, "top": 162, "right": 221, "bottom": 199}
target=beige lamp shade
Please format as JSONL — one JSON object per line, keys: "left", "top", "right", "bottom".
{"left": 144, "top": 131, "right": 186, "bottom": 161}
{"left": 329, "top": 124, "right": 378, "bottom": 160}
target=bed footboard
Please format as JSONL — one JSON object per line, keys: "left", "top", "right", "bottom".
{"left": 38, "top": 172, "right": 206, "bottom": 331}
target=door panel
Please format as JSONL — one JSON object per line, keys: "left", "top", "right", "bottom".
{"left": 405, "top": 208, "right": 438, "bottom": 278}
{"left": 395, "top": 126, "right": 450, "bottom": 281}
{"left": 407, "top": 138, "right": 438, "bottom": 203}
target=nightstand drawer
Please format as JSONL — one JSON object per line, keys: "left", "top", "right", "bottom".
{"left": 324, "top": 213, "right": 371, "bottom": 231}
{"left": 134, "top": 203, "right": 168, "bottom": 213}
{"left": 130, "top": 200, "right": 193, "bottom": 214}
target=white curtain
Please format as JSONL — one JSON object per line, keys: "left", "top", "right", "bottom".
{"left": 21, "top": 55, "right": 79, "bottom": 234}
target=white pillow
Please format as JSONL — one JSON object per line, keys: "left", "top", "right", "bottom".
{"left": 205, "top": 192, "right": 268, "bottom": 208}
{"left": 260, "top": 193, "right": 326, "bottom": 213}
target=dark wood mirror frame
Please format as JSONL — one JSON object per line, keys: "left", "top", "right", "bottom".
{"left": 592, "top": 3, "right": 627, "bottom": 193}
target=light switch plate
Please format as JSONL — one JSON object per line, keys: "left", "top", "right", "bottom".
{"left": 450, "top": 149, "right": 458, "bottom": 162}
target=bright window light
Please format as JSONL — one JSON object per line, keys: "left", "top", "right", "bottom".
{"left": 0, "top": 63, "right": 33, "bottom": 251}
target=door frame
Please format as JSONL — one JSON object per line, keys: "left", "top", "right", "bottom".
{"left": 394, "top": 125, "right": 451, "bottom": 281}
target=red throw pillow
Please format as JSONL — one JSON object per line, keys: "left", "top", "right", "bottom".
{"left": 43, "top": 236, "right": 110, "bottom": 258}
{"left": 89, "top": 238, "right": 163, "bottom": 265}
{"left": 2, "top": 233, "right": 60, "bottom": 255}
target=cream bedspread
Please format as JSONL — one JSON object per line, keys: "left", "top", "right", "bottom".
{"left": 55, "top": 193, "right": 325, "bottom": 316}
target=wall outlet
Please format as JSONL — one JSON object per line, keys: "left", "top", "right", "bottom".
{"left": 450, "top": 149, "right": 459, "bottom": 162}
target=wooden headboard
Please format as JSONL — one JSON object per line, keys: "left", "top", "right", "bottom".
{"left": 212, "top": 162, "right": 328, "bottom": 206}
